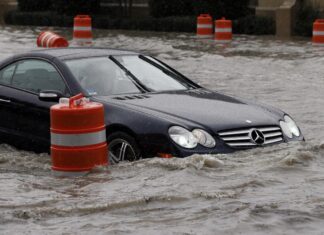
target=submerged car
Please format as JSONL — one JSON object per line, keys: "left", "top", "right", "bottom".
{"left": 0, "top": 48, "right": 303, "bottom": 163}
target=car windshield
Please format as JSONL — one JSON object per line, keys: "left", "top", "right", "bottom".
{"left": 65, "top": 55, "right": 191, "bottom": 96}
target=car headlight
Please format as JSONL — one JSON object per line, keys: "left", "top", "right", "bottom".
{"left": 168, "top": 126, "right": 198, "bottom": 149}
{"left": 192, "top": 129, "right": 216, "bottom": 148}
{"left": 168, "top": 126, "right": 216, "bottom": 149}
{"left": 280, "top": 115, "right": 300, "bottom": 138}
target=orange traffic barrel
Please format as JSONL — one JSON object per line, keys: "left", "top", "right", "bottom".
{"left": 215, "top": 17, "right": 232, "bottom": 43}
{"left": 73, "top": 15, "right": 93, "bottom": 46}
{"left": 50, "top": 94, "right": 108, "bottom": 176}
{"left": 37, "top": 31, "right": 69, "bottom": 48}
{"left": 197, "top": 14, "right": 213, "bottom": 38}
{"left": 313, "top": 19, "right": 324, "bottom": 44}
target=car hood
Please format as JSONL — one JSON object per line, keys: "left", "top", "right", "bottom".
{"left": 96, "top": 89, "right": 284, "bottom": 131}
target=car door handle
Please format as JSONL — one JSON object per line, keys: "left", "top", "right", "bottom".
{"left": 0, "top": 98, "right": 11, "bottom": 103}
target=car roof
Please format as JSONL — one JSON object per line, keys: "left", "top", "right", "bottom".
{"left": 10, "top": 47, "right": 140, "bottom": 61}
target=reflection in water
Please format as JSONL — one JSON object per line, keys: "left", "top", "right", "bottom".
{"left": 0, "top": 26, "right": 324, "bottom": 234}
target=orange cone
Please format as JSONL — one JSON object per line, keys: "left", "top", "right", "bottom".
{"left": 197, "top": 14, "right": 213, "bottom": 38}
{"left": 313, "top": 19, "right": 324, "bottom": 45}
{"left": 215, "top": 17, "right": 232, "bottom": 43}
{"left": 37, "top": 31, "right": 69, "bottom": 48}
{"left": 50, "top": 94, "right": 108, "bottom": 176}
{"left": 73, "top": 15, "right": 93, "bottom": 46}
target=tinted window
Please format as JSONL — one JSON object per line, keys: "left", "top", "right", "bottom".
{"left": 0, "top": 63, "right": 16, "bottom": 85}
{"left": 66, "top": 57, "right": 141, "bottom": 96}
{"left": 11, "top": 60, "right": 68, "bottom": 94}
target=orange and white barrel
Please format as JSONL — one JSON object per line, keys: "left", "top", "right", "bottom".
{"left": 73, "top": 15, "right": 93, "bottom": 46}
{"left": 50, "top": 94, "right": 108, "bottom": 176}
{"left": 37, "top": 31, "right": 69, "bottom": 48}
{"left": 313, "top": 19, "right": 324, "bottom": 45}
{"left": 215, "top": 17, "right": 232, "bottom": 43}
{"left": 197, "top": 14, "right": 213, "bottom": 38}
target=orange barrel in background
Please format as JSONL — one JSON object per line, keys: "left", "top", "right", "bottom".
{"left": 197, "top": 14, "right": 214, "bottom": 38}
{"left": 215, "top": 17, "right": 232, "bottom": 43}
{"left": 37, "top": 31, "right": 69, "bottom": 48}
{"left": 50, "top": 94, "right": 108, "bottom": 176}
{"left": 313, "top": 19, "right": 324, "bottom": 44}
{"left": 73, "top": 15, "right": 93, "bottom": 46}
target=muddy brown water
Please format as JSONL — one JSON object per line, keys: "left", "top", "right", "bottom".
{"left": 0, "top": 26, "right": 324, "bottom": 234}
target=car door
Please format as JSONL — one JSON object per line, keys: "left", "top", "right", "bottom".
{"left": 0, "top": 63, "right": 18, "bottom": 141}
{"left": 0, "top": 59, "right": 70, "bottom": 152}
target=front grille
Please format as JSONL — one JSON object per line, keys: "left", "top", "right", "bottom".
{"left": 218, "top": 126, "right": 283, "bottom": 148}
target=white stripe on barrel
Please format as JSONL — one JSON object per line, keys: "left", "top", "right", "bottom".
{"left": 73, "top": 26, "right": 92, "bottom": 31}
{"left": 46, "top": 35, "right": 58, "bottom": 48}
{"left": 40, "top": 32, "right": 52, "bottom": 47}
{"left": 313, "top": 31, "right": 324, "bottom": 36}
{"left": 197, "top": 24, "right": 213, "bottom": 29}
{"left": 215, "top": 28, "right": 232, "bottom": 33}
{"left": 51, "top": 129, "right": 106, "bottom": 147}
{"left": 74, "top": 38, "right": 93, "bottom": 43}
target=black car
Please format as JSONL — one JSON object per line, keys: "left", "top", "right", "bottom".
{"left": 0, "top": 48, "right": 303, "bottom": 163}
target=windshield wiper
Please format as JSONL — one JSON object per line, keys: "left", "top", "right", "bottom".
{"left": 138, "top": 55, "right": 199, "bottom": 89}
{"left": 109, "top": 56, "right": 151, "bottom": 93}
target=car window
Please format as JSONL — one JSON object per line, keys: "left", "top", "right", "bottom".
{"left": 114, "top": 55, "right": 188, "bottom": 92}
{"left": 65, "top": 57, "right": 141, "bottom": 96}
{"left": 11, "top": 60, "right": 68, "bottom": 94}
{"left": 0, "top": 63, "right": 16, "bottom": 85}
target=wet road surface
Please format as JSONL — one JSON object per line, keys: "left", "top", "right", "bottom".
{"left": 0, "top": 26, "right": 324, "bottom": 234}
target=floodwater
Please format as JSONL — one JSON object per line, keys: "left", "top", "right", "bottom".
{"left": 0, "top": 26, "right": 324, "bottom": 234}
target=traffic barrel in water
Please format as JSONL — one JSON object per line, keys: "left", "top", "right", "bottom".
{"left": 50, "top": 94, "right": 108, "bottom": 176}
{"left": 73, "top": 15, "right": 93, "bottom": 46}
{"left": 37, "top": 31, "right": 69, "bottom": 48}
{"left": 197, "top": 14, "right": 213, "bottom": 38}
{"left": 313, "top": 19, "right": 324, "bottom": 45}
{"left": 215, "top": 17, "right": 232, "bottom": 43}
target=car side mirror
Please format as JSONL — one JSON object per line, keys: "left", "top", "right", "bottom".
{"left": 39, "top": 90, "right": 64, "bottom": 102}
